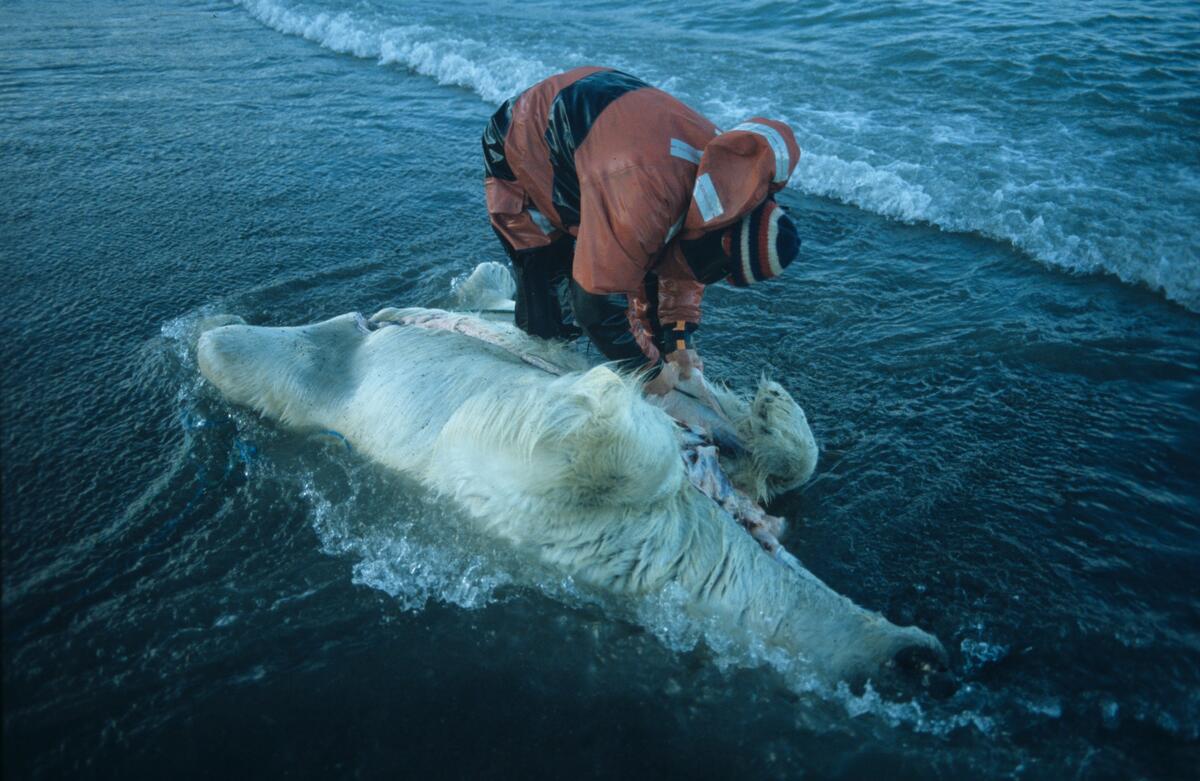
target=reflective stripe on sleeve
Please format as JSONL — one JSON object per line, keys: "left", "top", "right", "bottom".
{"left": 669, "top": 138, "right": 703, "bottom": 164}
{"left": 692, "top": 173, "right": 724, "bottom": 223}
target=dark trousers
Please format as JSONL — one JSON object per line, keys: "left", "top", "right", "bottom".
{"left": 500, "top": 233, "right": 660, "bottom": 368}
{"left": 510, "top": 234, "right": 581, "bottom": 341}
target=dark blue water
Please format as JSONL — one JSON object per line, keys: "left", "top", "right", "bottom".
{"left": 2, "top": 1, "right": 1198, "bottom": 778}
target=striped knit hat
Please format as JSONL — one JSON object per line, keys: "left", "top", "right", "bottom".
{"left": 723, "top": 199, "right": 800, "bottom": 287}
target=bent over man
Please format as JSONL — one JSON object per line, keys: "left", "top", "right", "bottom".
{"left": 482, "top": 67, "right": 801, "bottom": 394}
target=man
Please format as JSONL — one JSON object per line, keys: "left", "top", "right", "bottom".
{"left": 482, "top": 67, "right": 801, "bottom": 394}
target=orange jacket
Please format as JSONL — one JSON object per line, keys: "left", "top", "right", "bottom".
{"left": 483, "top": 67, "right": 799, "bottom": 361}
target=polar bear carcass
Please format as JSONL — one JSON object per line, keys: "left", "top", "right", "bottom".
{"left": 196, "top": 306, "right": 945, "bottom": 687}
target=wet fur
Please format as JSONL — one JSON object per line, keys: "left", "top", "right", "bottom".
{"left": 196, "top": 308, "right": 943, "bottom": 682}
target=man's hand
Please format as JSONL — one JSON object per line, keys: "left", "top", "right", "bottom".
{"left": 643, "top": 361, "right": 678, "bottom": 396}
{"left": 665, "top": 348, "right": 703, "bottom": 380}
{"left": 643, "top": 349, "right": 704, "bottom": 396}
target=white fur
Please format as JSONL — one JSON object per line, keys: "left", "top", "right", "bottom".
{"left": 197, "top": 308, "right": 942, "bottom": 681}
{"left": 452, "top": 260, "right": 517, "bottom": 311}
{"left": 721, "top": 378, "right": 818, "bottom": 502}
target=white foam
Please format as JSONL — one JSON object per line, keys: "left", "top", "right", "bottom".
{"left": 797, "top": 152, "right": 935, "bottom": 224}
{"left": 960, "top": 637, "right": 1009, "bottom": 674}
{"left": 300, "top": 475, "right": 513, "bottom": 612}
{"left": 628, "top": 579, "right": 997, "bottom": 737}
{"left": 789, "top": 146, "right": 1199, "bottom": 311}
{"left": 235, "top": 0, "right": 552, "bottom": 103}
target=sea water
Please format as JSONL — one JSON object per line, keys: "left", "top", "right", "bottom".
{"left": 2, "top": 0, "right": 1198, "bottom": 777}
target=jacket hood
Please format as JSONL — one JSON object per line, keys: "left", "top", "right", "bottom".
{"left": 683, "top": 117, "right": 800, "bottom": 237}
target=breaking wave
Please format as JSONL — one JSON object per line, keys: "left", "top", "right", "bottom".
{"left": 233, "top": 0, "right": 1199, "bottom": 311}
{"left": 234, "top": 0, "right": 553, "bottom": 104}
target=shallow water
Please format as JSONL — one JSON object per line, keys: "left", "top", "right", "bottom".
{"left": 2, "top": 1, "right": 1199, "bottom": 778}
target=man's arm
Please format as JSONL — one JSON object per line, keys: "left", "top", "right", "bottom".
{"left": 571, "top": 166, "right": 674, "bottom": 366}
{"left": 654, "top": 242, "right": 706, "bottom": 381}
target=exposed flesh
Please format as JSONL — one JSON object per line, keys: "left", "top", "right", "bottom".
{"left": 370, "top": 309, "right": 797, "bottom": 568}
